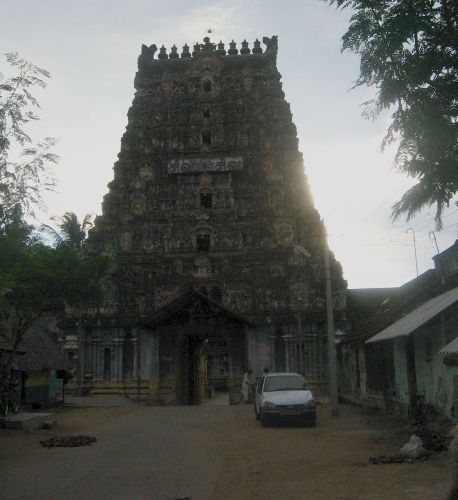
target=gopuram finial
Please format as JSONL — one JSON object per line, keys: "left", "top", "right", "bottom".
{"left": 216, "top": 41, "right": 226, "bottom": 56}
{"left": 252, "top": 39, "right": 263, "bottom": 54}
{"left": 181, "top": 43, "right": 191, "bottom": 58}
{"left": 169, "top": 44, "right": 179, "bottom": 59}
{"left": 158, "top": 45, "right": 168, "bottom": 60}
{"left": 240, "top": 39, "right": 250, "bottom": 55}
{"left": 228, "top": 40, "right": 238, "bottom": 56}
{"left": 202, "top": 37, "right": 216, "bottom": 54}
{"left": 192, "top": 42, "right": 200, "bottom": 57}
{"left": 140, "top": 35, "right": 276, "bottom": 61}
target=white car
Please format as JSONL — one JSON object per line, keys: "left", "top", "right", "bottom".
{"left": 254, "top": 372, "right": 317, "bottom": 426}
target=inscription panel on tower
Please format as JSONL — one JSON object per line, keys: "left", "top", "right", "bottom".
{"left": 168, "top": 157, "right": 243, "bottom": 174}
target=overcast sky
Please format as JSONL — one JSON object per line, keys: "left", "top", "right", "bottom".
{"left": 2, "top": 0, "right": 457, "bottom": 289}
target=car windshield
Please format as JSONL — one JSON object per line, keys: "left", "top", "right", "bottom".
{"left": 263, "top": 375, "right": 307, "bottom": 392}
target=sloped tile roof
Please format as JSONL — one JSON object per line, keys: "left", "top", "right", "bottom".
{"left": 343, "top": 270, "right": 458, "bottom": 344}
{"left": 366, "top": 287, "right": 458, "bottom": 343}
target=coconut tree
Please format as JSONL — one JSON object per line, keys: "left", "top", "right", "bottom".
{"left": 43, "top": 212, "right": 112, "bottom": 393}
{"left": 43, "top": 212, "right": 93, "bottom": 249}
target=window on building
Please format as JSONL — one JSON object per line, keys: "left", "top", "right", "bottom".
{"left": 203, "top": 80, "right": 212, "bottom": 92}
{"left": 200, "top": 192, "right": 212, "bottom": 208}
{"left": 196, "top": 233, "right": 210, "bottom": 252}
{"left": 203, "top": 108, "right": 211, "bottom": 118}
{"left": 202, "top": 131, "right": 212, "bottom": 145}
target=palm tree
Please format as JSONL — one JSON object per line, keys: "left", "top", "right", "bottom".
{"left": 43, "top": 212, "right": 93, "bottom": 249}
{"left": 41, "top": 211, "right": 94, "bottom": 395}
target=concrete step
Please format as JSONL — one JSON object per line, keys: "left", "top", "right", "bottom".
{"left": 0, "top": 412, "right": 56, "bottom": 431}
{"left": 64, "top": 395, "right": 137, "bottom": 407}
{"left": 66, "top": 383, "right": 150, "bottom": 396}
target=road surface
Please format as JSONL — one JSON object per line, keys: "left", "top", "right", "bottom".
{"left": 0, "top": 400, "right": 451, "bottom": 499}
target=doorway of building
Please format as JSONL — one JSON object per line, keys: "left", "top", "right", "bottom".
{"left": 179, "top": 335, "right": 206, "bottom": 405}
{"left": 186, "top": 336, "right": 200, "bottom": 405}
{"left": 103, "top": 348, "right": 111, "bottom": 380}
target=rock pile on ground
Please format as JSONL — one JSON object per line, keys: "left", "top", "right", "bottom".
{"left": 415, "top": 419, "right": 453, "bottom": 452}
{"left": 369, "top": 455, "right": 407, "bottom": 464}
{"left": 40, "top": 435, "right": 97, "bottom": 448}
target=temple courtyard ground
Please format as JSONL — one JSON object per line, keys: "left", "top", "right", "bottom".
{"left": 0, "top": 397, "right": 452, "bottom": 500}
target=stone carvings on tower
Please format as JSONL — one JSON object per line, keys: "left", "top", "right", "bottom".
{"left": 64, "top": 36, "right": 347, "bottom": 398}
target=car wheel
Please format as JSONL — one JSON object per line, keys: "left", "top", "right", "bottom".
{"left": 308, "top": 412, "right": 317, "bottom": 427}
{"left": 260, "top": 411, "right": 269, "bottom": 427}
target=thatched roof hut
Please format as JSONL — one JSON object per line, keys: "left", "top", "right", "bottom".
{"left": 16, "top": 321, "right": 70, "bottom": 372}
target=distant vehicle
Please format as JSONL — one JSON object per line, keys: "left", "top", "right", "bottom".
{"left": 254, "top": 372, "right": 316, "bottom": 426}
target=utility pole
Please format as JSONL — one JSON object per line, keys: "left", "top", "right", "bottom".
{"left": 429, "top": 231, "right": 444, "bottom": 284}
{"left": 324, "top": 230, "right": 339, "bottom": 417}
{"left": 77, "top": 309, "right": 84, "bottom": 395}
{"left": 297, "top": 314, "right": 303, "bottom": 375}
{"left": 406, "top": 228, "right": 419, "bottom": 277}
{"left": 136, "top": 331, "right": 141, "bottom": 403}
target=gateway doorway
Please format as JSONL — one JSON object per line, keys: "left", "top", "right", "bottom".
{"left": 148, "top": 289, "right": 253, "bottom": 406}
{"left": 179, "top": 335, "right": 206, "bottom": 406}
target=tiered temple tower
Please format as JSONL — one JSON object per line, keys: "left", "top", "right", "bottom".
{"left": 64, "top": 37, "right": 346, "bottom": 404}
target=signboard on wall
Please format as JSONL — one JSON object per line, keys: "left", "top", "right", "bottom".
{"left": 168, "top": 157, "right": 243, "bottom": 174}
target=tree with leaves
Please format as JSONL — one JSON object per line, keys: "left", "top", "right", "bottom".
{"left": 0, "top": 212, "right": 66, "bottom": 381}
{"left": 43, "top": 211, "right": 94, "bottom": 249}
{"left": 42, "top": 212, "right": 111, "bottom": 393}
{"left": 0, "top": 53, "right": 60, "bottom": 384}
{"left": 324, "top": 0, "right": 457, "bottom": 228}
{"left": 42, "top": 211, "right": 108, "bottom": 311}
{"left": 0, "top": 52, "right": 58, "bottom": 223}
{"left": 0, "top": 211, "right": 110, "bottom": 389}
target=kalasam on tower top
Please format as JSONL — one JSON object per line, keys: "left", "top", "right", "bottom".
{"left": 61, "top": 36, "right": 347, "bottom": 404}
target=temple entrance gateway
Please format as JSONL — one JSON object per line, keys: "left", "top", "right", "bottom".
{"left": 148, "top": 289, "right": 252, "bottom": 406}
{"left": 176, "top": 334, "right": 206, "bottom": 405}
{"left": 185, "top": 336, "right": 202, "bottom": 405}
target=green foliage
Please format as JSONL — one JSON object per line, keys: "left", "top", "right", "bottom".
{"left": 41, "top": 211, "right": 110, "bottom": 308}
{"left": 0, "top": 211, "right": 110, "bottom": 373}
{"left": 325, "top": 0, "right": 458, "bottom": 228}
{"left": 0, "top": 212, "right": 65, "bottom": 361}
{"left": 43, "top": 211, "right": 93, "bottom": 250}
{"left": 0, "top": 207, "right": 36, "bottom": 312}
{"left": 0, "top": 52, "right": 58, "bottom": 222}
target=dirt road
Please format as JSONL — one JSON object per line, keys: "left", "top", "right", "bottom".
{"left": 0, "top": 401, "right": 451, "bottom": 500}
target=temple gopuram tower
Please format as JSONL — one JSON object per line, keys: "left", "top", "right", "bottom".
{"left": 64, "top": 36, "right": 346, "bottom": 404}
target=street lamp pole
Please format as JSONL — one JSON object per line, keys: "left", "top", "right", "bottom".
{"left": 406, "top": 228, "right": 419, "bottom": 277}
